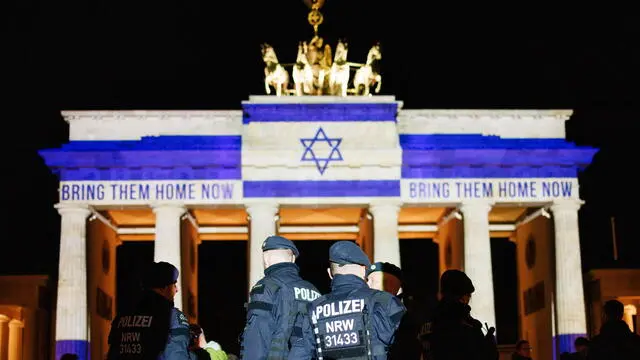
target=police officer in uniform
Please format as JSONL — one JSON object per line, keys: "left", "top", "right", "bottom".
{"left": 107, "top": 261, "right": 193, "bottom": 360}
{"left": 367, "top": 262, "right": 422, "bottom": 360}
{"left": 240, "top": 235, "right": 321, "bottom": 360}
{"left": 307, "top": 241, "right": 406, "bottom": 360}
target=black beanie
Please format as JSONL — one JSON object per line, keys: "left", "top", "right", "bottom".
{"left": 142, "top": 261, "right": 179, "bottom": 289}
{"left": 367, "top": 262, "right": 404, "bottom": 284}
{"left": 440, "top": 269, "right": 475, "bottom": 297}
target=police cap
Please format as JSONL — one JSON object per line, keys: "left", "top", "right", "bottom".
{"left": 440, "top": 269, "right": 475, "bottom": 296}
{"left": 367, "top": 262, "right": 403, "bottom": 283}
{"left": 262, "top": 235, "right": 299, "bottom": 257}
{"left": 329, "top": 241, "right": 371, "bottom": 267}
{"left": 143, "top": 261, "right": 179, "bottom": 289}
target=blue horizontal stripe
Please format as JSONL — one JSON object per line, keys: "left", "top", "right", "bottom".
{"left": 243, "top": 180, "right": 400, "bottom": 198}
{"left": 40, "top": 149, "right": 240, "bottom": 169}
{"left": 402, "top": 166, "right": 580, "bottom": 178}
{"left": 58, "top": 167, "right": 240, "bottom": 181}
{"left": 39, "top": 135, "right": 243, "bottom": 181}
{"left": 402, "top": 149, "right": 597, "bottom": 167}
{"left": 59, "top": 135, "right": 241, "bottom": 151}
{"left": 39, "top": 134, "right": 598, "bottom": 182}
{"left": 399, "top": 134, "right": 584, "bottom": 149}
{"left": 55, "top": 167, "right": 584, "bottom": 181}
{"left": 554, "top": 333, "right": 587, "bottom": 358}
{"left": 56, "top": 340, "right": 89, "bottom": 360}
{"left": 242, "top": 103, "right": 398, "bottom": 123}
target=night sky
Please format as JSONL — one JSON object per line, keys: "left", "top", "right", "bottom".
{"left": 4, "top": 0, "right": 638, "bottom": 354}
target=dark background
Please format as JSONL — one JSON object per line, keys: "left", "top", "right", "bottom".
{"left": 3, "top": 0, "right": 638, "bottom": 355}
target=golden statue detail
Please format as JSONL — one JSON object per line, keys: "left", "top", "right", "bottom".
{"left": 353, "top": 43, "right": 382, "bottom": 96}
{"left": 261, "top": 43, "right": 289, "bottom": 97}
{"left": 261, "top": 0, "right": 382, "bottom": 97}
{"left": 306, "top": 35, "right": 332, "bottom": 95}
{"left": 328, "top": 39, "right": 349, "bottom": 97}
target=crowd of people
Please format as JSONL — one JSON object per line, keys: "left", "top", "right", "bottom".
{"left": 79, "top": 235, "right": 638, "bottom": 360}
{"left": 511, "top": 299, "right": 640, "bottom": 360}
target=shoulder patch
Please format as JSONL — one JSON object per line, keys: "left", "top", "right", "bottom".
{"left": 176, "top": 309, "right": 189, "bottom": 326}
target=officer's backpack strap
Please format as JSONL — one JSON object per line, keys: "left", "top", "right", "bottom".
{"left": 268, "top": 280, "right": 316, "bottom": 360}
{"left": 272, "top": 295, "right": 309, "bottom": 360}
{"left": 361, "top": 301, "right": 374, "bottom": 360}
{"left": 289, "top": 298, "right": 308, "bottom": 338}
{"left": 246, "top": 279, "right": 282, "bottom": 313}
{"left": 263, "top": 277, "right": 291, "bottom": 360}
{"left": 240, "top": 279, "right": 282, "bottom": 356}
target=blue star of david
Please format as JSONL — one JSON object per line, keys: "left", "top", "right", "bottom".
{"left": 300, "top": 127, "right": 344, "bottom": 175}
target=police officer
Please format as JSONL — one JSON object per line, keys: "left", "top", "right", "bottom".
{"left": 367, "top": 262, "right": 422, "bottom": 360}
{"left": 240, "top": 235, "right": 321, "bottom": 360}
{"left": 425, "top": 269, "right": 498, "bottom": 360}
{"left": 366, "top": 262, "right": 403, "bottom": 296}
{"left": 107, "top": 261, "right": 193, "bottom": 360}
{"left": 307, "top": 241, "right": 406, "bottom": 360}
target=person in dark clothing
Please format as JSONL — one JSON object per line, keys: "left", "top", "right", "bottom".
{"left": 561, "top": 337, "right": 589, "bottom": 360}
{"left": 367, "top": 262, "right": 423, "bottom": 360}
{"left": 106, "top": 261, "right": 193, "bottom": 360}
{"left": 299, "top": 241, "right": 406, "bottom": 360}
{"left": 587, "top": 300, "right": 640, "bottom": 360}
{"left": 424, "top": 269, "right": 498, "bottom": 360}
{"left": 511, "top": 340, "right": 532, "bottom": 360}
{"left": 240, "top": 235, "right": 320, "bottom": 360}
{"left": 388, "top": 296, "right": 424, "bottom": 360}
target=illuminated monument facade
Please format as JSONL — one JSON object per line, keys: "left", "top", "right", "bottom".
{"left": 36, "top": 2, "right": 600, "bottom": 359}
{"left": 39, "top": 97, "right": 597, "bottom": 360}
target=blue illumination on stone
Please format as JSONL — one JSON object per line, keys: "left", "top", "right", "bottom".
{"left": 242, "top": 103, "right": 398, "bottom": 123}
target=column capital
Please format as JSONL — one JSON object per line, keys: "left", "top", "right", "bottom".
{"left": 245, "top": 201, "right": 279, "bottom": 216}
{"left": 459, "top": 200, "right": 494, "bottom": 214}
{"left": 150, "top": 202, "right": 186, "bottom": 215}
{"left": 550, "top": 199, "right": 584, "bottom": 213}
{"left": 150, "top": 202, "right": 186, "bottom": 209}
{"left": 0, "top": 314, "right": 9, "bottom": 323}
{"left": 8, "top": 319, "right": 23, "bottom": 329}
{"left": 55, "top": 203, "right": 91, "bottom": 217}
{"left": 369, "top": 199, "right": 402, "bottom": 214}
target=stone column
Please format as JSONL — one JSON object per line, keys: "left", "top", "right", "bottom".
{"left": 246, "top": 202, "right": 278, "bottom": 290}
{"left": 0, "top": 314, "right": 8, "bottom": 360}
{"left": 551, "top": 199, "right": 587, "bottom": 354}
{"left": 54, "top": 203, "right": 91, "bottom": 360}
{"left": 460, "top": 200, "right": 497, "bottom": 330}
{"left": 7, "top": 320, "right": 22, "bottom": 360}
{"left": 152, "top": 203, "right": 186, "bottom": 310}
{"left": 369, "top": 201, "right": 401, "bottom": 267}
